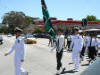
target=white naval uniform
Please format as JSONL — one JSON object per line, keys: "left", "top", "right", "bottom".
{"left": 82, "top": 36, "right": 87, "bottom": 47}
{"left": 97, "top": 38, "right": 100, "bottom": 48}
{"left": 7, "top": 36, "right": 25, "bottom": 75}
{"left": 70, "top": 34, "right": 83, "bottom": 70}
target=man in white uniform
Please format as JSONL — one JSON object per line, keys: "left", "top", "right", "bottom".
{"left": 5, "top": 28, "right": 27, "bottom": 75}
{"left": 70, "top": 28, "right": 83, "bottom": 72}
{"left": 80, "top": 32, "right": 87, "bottom": 61}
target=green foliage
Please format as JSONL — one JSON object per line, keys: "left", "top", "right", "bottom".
{"left": 2, "top": 11, "right": 26, "bottom": 27}
{"left": 0, "top": 26, "right": 8, "bottom": 33}
{"left": 25, "top": 16, "right": 33, "bottom": 25}
{"left": 2, "top": 11, "right": 35, "bottom": 33}
{"left": 86, "top": 15, "right": 97, "bottom": 21}
{"left": 96, "top": 19, "right": 100, "bottom": 22}
{"left": 86, "top": 15, "right": 100, "bottom": 22}
{"left": 2, "top": 11, "right": 35, "bottom": 28}
{"left": 33, "top": 27, "right": 43, "bottom": 33}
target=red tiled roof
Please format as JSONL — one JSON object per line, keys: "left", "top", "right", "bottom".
{"left": 35, "top": 20, "right": 100, "bottom": 26}
{"left": 52, "top": 20, "right": 100, "bottom": 24}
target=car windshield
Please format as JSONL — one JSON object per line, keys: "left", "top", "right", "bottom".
{"left": 27, "top": 35, "right": 34, "bottom": 38}
{"left": 97, "top": 35, "right": 100, "bottom": 38}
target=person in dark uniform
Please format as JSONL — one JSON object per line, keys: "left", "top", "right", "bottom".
{"left": 51, "top": 29, "right": 66, "bottom": 75}
{"left": 86, "top": 33, "right": 98, "bottom": 63}
{"left": 0, "top": 36, "right": 3, "bottom": 45}
{"left": 67, "top": 34, "right": 72, "bottom": 49}
{"left": 48, "top": 35, "right": 53, "bottom": 47}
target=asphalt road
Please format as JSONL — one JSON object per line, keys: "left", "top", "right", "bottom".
{"left": 0, "top": 35, "right": 89, "bottom": 75}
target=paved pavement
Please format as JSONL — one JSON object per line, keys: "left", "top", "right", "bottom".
{"left": 0, "top": 35, "right": 89, "bottom": 75}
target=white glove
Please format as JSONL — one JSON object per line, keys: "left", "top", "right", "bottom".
{"left": 50, "top": 47, "right": 55, "bottom": 53}
{"left": 68, "top": 48, "right": 72, "bottom": 51}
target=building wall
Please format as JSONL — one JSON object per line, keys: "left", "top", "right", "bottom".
{"left": 53, "top": 23, "right": 81, "bottom": 34}
{"left": 52, "top": 22, "right": 100, "bottom": 34}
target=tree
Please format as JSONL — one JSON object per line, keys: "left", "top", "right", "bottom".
{"left": 2, "top": 11, "right": 27, "bottom": 33}
{"left": 2, "top": 11, "right": 26, "bottom": 28}
{"left": 86, "top": 15, "right": 97, "bottom": 21}
{"left": 25, "top": 16, "right": 34, "bottom": 26}
{"left": 2, "top": 11, "right": 35, "bottom": 33}
{"left": 33, "top": 27, "right": 43, "bottom": 33}
{"left": 96, "top": 19, "right": 100, "bottom": 22}
{"left": 0, "top": 26, "right": 8, "bottom": 33}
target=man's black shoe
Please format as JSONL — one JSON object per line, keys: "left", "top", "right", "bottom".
{"left": 61, "top": 68, "right": 66, "bottom": 74}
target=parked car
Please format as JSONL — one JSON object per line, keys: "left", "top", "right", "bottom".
{"left": 97, "top": 35, "right": 100, "bottom": 49}
{"left": 97, "top": 35, "right": 100, "bottom": 38}
{"left": 33, "top": 33, "right": 49, "bottom": 38}
{"left": 0, "top": 36, "right": 3, "bottom": 45}
{"left": 25, "top": 35, "right": 37, "bottom": 44}
{"left": 21, "top": 34, "right": 27, "bottom": 39}
{"left": 7, "top": 33, "right": 12, "bottom": 37}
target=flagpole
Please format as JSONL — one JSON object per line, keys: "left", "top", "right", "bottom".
{"left": 41, "top": 0, "right": 56, "bottom": 38}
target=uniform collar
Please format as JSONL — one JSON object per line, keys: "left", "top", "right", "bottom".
{"left": 16, "top": 36, "right": 21, "bottom": 39}
{"left": 75, "top": 34, "right": 79, "bottom": 36}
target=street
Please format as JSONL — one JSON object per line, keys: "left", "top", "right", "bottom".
{"left": 0, "top": 35, "right": 88, "bottom": 75}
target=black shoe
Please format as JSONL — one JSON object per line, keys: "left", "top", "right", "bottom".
{"left": 74, "top": 69, "right": 79, "bottom": 72}
{"left": 61, "top": 68, "right": 66, "bottom": 74}
{"left": 55, "top": 74, "right": 60, "bottom": 75}
{"left": 55, "top": 73, "right": 60, "bottom": 75}
{"left": 89, "top": 59, "right": 92, "bottom": 64}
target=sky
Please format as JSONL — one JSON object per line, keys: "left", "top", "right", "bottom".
{"left": 0, "top": 0, "right": 100, "bottom": 23}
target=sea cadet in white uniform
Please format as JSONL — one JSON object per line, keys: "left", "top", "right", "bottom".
{"left": 70, "top": 28, "right": 83, "bottom": 71}
{"left": 5, "top": 28, "right": 27, "bottom": 75}
{"left": 79, "top": 33, "right": 87, "bottom": 61}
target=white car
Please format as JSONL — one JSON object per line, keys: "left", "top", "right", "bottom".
{"left": 97, "top": 35, "right": 100, "bottom": 38}
{"left": 7, "top": 34, "right": 12, "bottom": 37}
{"left": 97, "top": 35, "right": 100, "bottom": 48}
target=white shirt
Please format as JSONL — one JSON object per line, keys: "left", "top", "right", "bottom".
{"left": 8, "top": 36, "right": 25, "bottom": 60}
{"left": 56, "top": 35, "right": 64, "bottom": 53}
{"left": 87, "top": 37, "right": 98, "bottom": 47}
{"left": 70, "top": 34, "right": 83, "bottom": 52}
{"left": 80, "top": 36, "right": 87, "bottom": 47}
{"left": 0, "top": 36, "right": 3, "bottom": 40}
{"left": 67, "top": 35, "right": 72, "bottom": 41}
{"left": 96, "top": 38, "right": 100, "bottom": 48}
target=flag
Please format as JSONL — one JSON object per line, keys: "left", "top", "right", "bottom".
{"left": 41, "top": 0, "right": 56, "bottom": 38}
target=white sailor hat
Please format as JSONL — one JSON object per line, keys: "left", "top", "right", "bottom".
{"left": 15, "top": 27, "right": 23, "bottom": 33}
